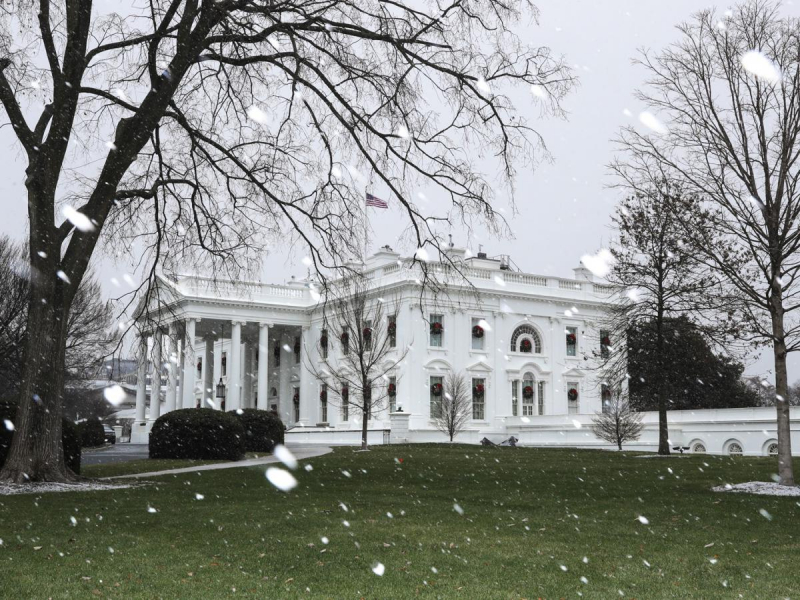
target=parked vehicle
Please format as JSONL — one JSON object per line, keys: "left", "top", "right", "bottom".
{"left": 103, "top": 424, "right": 116, "bottom": 445}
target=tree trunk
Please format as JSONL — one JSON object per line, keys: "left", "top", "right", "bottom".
{"left": 769, "top": 298, "right": 794, "bottom": 486}
{"left": 655, "top": 313, "right": 670, "bottom": 455}
{"left": 0, "top": 261, "right": 73, "bottom": 482}
{"left": 360, "top": 405, "right": 369, "bottom": 451}
{"left": 617, "top": 440, "right": 622, "bottom": 451}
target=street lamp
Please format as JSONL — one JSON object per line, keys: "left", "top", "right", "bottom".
{"left": 216, "top": 377, "right": 226, "bottom": 411}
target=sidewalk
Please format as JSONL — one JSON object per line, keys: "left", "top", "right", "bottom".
{"left": 108, "top": 445, "right": 332, "bottom": 479}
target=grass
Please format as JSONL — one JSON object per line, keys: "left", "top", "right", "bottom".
{"left": 1, "top": 445, "right": 799, "bottom": 599}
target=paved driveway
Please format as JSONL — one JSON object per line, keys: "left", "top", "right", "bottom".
{"left": 82, "top": 444, "right": 149, "bottom": 466}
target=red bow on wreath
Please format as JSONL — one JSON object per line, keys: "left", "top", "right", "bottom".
{"left": 523, "top": 385, "right": 534, "bottom": 399}
{"left": 430, "top": 322, "right": 443, "bottom": 335}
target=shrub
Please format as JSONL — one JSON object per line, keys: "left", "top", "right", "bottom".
{"left": 79, "top": 418, "right": 106, "bottom": 448}
{"left": 150, "top": 409, "right": 244, "bottom": 461}
{"left": 234, "top": 409, "right": 285, "bottom": 453}
{"left": 0, "top": 399, "right": 82, "bottom": 475}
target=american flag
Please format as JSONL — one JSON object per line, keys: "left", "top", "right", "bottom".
{"left": 366, "top": 192, "right": 388, "bottom": 209}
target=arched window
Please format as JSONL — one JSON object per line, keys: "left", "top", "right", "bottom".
{"left": 510, "top": 325, "right": 542, "bottom": 353}
{"left": 727, "top": 442, "right": 743, "bottom": 456}
{"left": 767, "top": 442, "right": 778, "bottom": 456}
{"left": 692, "top": 443, "right": 706, "bottom": 454}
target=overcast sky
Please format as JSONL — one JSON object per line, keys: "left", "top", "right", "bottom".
{"left": 2, "top": 0, "right": 798, "bottom": 377}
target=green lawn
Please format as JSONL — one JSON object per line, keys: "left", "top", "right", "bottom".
{"left": 1, "top": 445, "right": 798, "bottom": 599}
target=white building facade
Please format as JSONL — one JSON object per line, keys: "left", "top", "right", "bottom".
{"left": 131, "top": 246, "right": 800, "bottom": 456}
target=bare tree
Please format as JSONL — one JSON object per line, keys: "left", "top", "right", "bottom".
{"left": 0, "top": 1, "right": 574, "bottom": 481}
{"left": 0, "top": 235, "right": 117, "bottom": 395}
{"left": 591, "top": 392, "right": 644, "bottom": 451}
{"left": 433, "top": 371, "right": 472, "bottom": 442}
{"left": 307, "top": 277, "right": 406, "bottom": 450}
{"left": 612, "top": 0, "right": 799, "bottom": 484}
{"left": 599, "top": 183, "right": 743, "bottom": 454}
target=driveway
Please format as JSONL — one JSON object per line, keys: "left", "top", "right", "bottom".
{"left": 82, "top": 443, "right": 149, "bottom": 466}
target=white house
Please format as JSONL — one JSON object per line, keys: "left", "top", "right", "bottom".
{"left": 130, "top": 245, "right": 800, "bottom": 456}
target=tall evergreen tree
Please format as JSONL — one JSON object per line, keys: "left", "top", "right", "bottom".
{"left": 600, "top": 182, "right": 743, "bottom": 454}
{"left": 627, "top": 316, "right": 759, "bottom": 411}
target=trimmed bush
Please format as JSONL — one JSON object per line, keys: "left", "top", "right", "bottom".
{"left": 234, "top": 409, "right": 285, "bottom": 453}
{"left": 150, "top": 409, "right": 244, "bottom": 461}
{"left": 0, "top": 399, "right": 82, "bottom": 475}
{"left": 79, "top": 418, "right": 105, "bottom": 448}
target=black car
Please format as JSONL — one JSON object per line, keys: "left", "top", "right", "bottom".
{"left": 103, "top": 424, "right": 116, "bottom": 445}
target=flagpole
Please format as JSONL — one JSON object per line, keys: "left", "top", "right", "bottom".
{"left": 364, "top": 190, "right": 369, "bottom": 263}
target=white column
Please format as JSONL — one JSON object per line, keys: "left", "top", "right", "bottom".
{"left": 299, "top": 326, "right": 311, "bottom": 424}
{"left": 257, "top": 323, "right": 270, "bottom": 410}
{"left": 279, "top": 331, "right": 291, "bottom": 423}
{"left": 149, "top": 329, "right": 163, "bottom": 421}
{"left": 182, "top": 318, "right": 197, "bottom": 408}
{"left": 164, "top": 323, "right": 178, "bottom": 413}
{"left": 203, "top": 336, "right": 215, "bottom": 409}
{"left": 176, "top": 336, "right": 184, "bottom": 404}
{"left": 243, "top": 341, "right": 253, "bottom": 408}
{"left": 134, "top": 334, "right": 148, "bottom": 424}
{"left": 228, "top": 320, "right": 243, "bottom": 411}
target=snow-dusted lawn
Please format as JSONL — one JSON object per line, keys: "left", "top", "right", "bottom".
{"left": 0, "top": 481, "right": 144, "bottom": 496}
{"left": 713, "top": 481, "right": 800, "bottom": 497}
{"left": 0, "top": 446, "right": 797, "bottom": 598}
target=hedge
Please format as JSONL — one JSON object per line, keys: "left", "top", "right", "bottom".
{"left": 233, "top": 409, "right": 285, "bottom": 453}
{"left": 0, "top": 399, "right": 81, "bottom": 475}
{"left": 149, "top": 408, "right": 244, "bottom": 461}
{"left": 79, "top": 418, "right": 106, "bottom": 448}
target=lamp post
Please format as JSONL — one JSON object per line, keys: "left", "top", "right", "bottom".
{"left": 216, "top": 378, "right": 227, "bottom": 411}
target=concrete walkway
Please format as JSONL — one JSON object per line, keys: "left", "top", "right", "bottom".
{"left": 108, "top": 445, "right": 332, "bottom": 479}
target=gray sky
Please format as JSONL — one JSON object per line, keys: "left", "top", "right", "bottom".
{"left": 2, "top": 0, "right": 798, "bottom": 377}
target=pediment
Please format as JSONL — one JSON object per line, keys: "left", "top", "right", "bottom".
{"left": 465, "top": 359, "right": 493, "bottom": 373}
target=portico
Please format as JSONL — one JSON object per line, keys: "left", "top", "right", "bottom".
{"left": 131, "top": 277, "right": 316, "bottom": 443}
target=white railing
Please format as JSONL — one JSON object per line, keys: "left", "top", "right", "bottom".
{"left": 504, "top": 272, "right": 548, "bottom": 287}
{"left": 558, "top": 280, "right": 582, "bottom": 290}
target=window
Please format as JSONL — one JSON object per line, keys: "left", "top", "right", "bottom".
{"left": 510, "top": 325, "right": 542, "bottom": 353}
{"left": 567, "top": 382, "right": 579, "bottom": 414}
{"left": 768, "top": 442, "right": 778, "bottom": 456}
{"left": 221, "top": 352, "right": 227, "bottom": 376}
{"left": 363, "top": 320, "right": 373, "bottom": 352}
{"left": 365, "top": 383, "right": 373, "bottom": 420}
{"left": 692, "top": 443, "right": 706, "bottom": 454}
{"left": 728, "top": 442, "right": 743, "bottom": 456}
{"left": 471, "top": 318, "right": 485, "bottom": 350}
{"left": 522, "top": 373, "right": 535, "bottom": 416}
{"left": 430, "top": 375, "right": 444, "bottom": 418}
{"left": 341, "top": 386, "right": 349, "bottom": 421}
{"left": 566, "top": 326, "right": 577, "bottom": 357}
{"left": 293, "top": 387, "right": 300, "bottom": 421}
{"left": 321, "top": 329, "right": 328, "bottom": 359}
{"left": 294, "top": 336, "right": 301, "bottom": 364}
{"left": 341, "top": 331, "right": 350, "bottom": 354}
{"left": 196, "top": 357, "right": 202, "bottom": 377}
{"left": 388, "top": 376, "right": 397, "bottom": 413}
{"left": 388, "top": 316, "right": 397, "bottom": 348}
{"left": 472, "top": 378, "right": 486, "bottom": 420}
{"left": 537, "top": 381, "right": 545, "bottom": 416}
{"left": 600, "top": 329, "right": 610, "bottom": 359}
{"left": 511, "top": 380, "right": 519, "bottom": 417}
{"left": 601, "top": 384, "right": 612, "bottom": 414}
{"left": 320, "top": 384, "right": 328, "bottom": 422}
{"left": 273, "top": 344, "right": 280, "bottom": 367}
{"left": 430, "top": 314, "right": 444, "bottom": 347}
